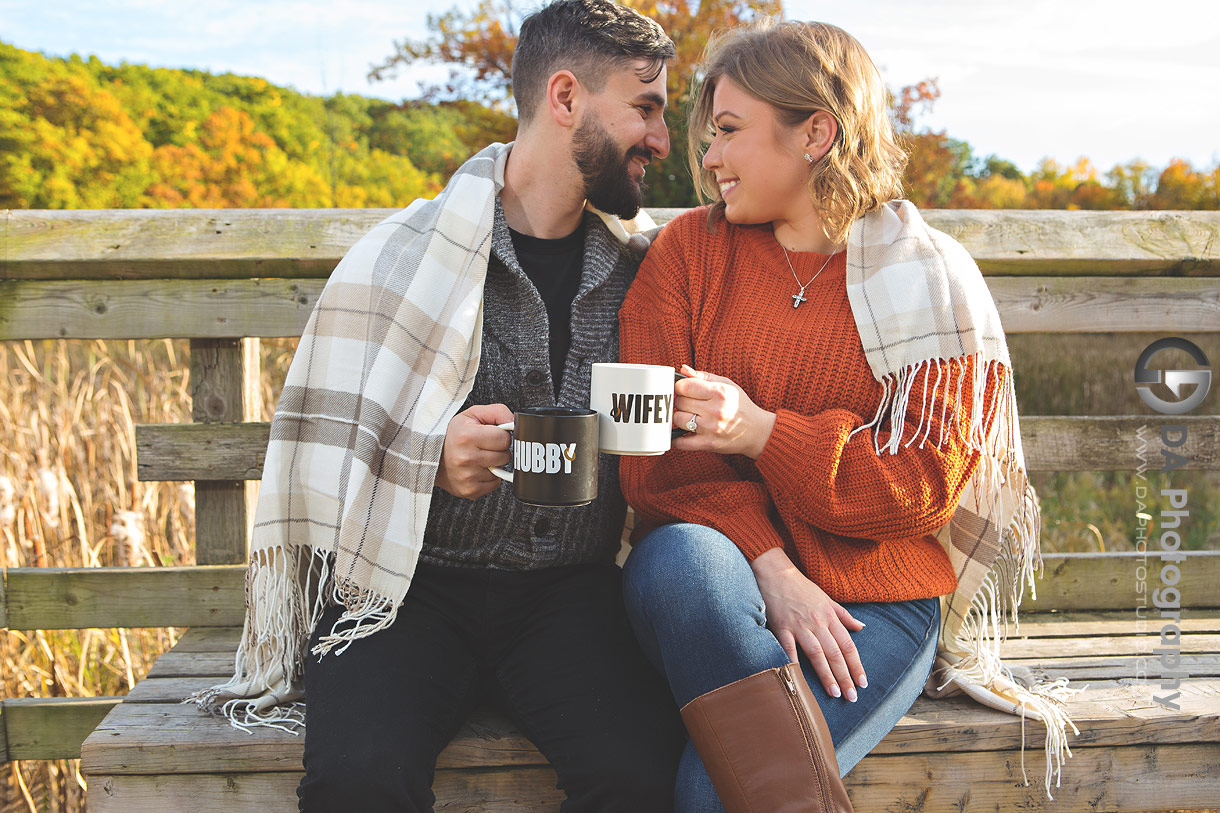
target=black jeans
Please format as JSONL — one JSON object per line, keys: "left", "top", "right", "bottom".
{"left": 297, "top": 562, "right": 684, "bottom": 812}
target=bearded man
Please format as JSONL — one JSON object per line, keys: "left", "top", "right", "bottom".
{"left": 189, "top": 1, "right": 683, "bottom": 811}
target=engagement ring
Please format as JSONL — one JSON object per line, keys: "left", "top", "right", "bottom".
{"left": 684, "top": 416, "right": 698, "bottom": 433}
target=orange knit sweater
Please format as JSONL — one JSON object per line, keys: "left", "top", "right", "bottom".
{"left": 620, "top": 208, "right": 1003, "bottom": 603}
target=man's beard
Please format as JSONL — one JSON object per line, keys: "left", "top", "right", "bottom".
{"left": 572, "top": 112, "right": 651, "bottom": 219}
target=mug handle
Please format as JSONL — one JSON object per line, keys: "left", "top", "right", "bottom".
{"left": 671, "top": 371, "right": 693, "bottom": 440}
{"left": 488, "top": 421, "right": 515, "bottom": 482}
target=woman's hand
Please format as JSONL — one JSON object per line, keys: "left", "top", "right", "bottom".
{"left": 672, "top": 364, "right": 777, "bottom": 459}
{"left": 750, "top": 548, "right": 868, "bottom": 702}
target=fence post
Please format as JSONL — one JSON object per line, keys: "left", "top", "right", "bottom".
{"left": 189, "top": 338, "right": 262, "bottom": 565}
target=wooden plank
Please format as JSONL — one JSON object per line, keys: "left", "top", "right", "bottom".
{"left": 87, "top": 769, "right": 564, "bottom": 813}
{"left": 999, "top": 633, "right": 1219, "bottom": 659}
{"left": 1022, "top": 415, "right": 1219, "bottom": 471}
{"left": 843, "top": 742, "right": 1220, "bottom": 812}
{"left": 82, "top": 701, "right": 547, "bottom": 774}
{"left": 136, "top": 422, "right": 269, "bottom": 481}
{"left": 191, "top": 339, "right": 258, "bottom": 565}
{"left": 84, "top": 743, "right": 1220, "bottom": 813}
{"left": 1024, "top": 551, "right": 1220, "bottom": 611}
{"left": 6, "top": 277, "right": 1217, "bottom": 340}
{"left": 1, "top": 697, "right": 121, "bottom": 760}
{"left": 880, "top": 679, "right": 1220, "bottom": 755}
{"left": 0, "top": 279, "right": 322, "bottom": 340}
{"left": 83, "top": 674, "right": 1220, "bottom": 774}
{"left": 82, "top": 739, "right": 1220, "bottom": 811}
{"left": 1012, "top": 653, "right": 1220, "bottom": 680}
{"left": 926, "top": 209, "right": 1220, "bottom": 277}
{"left": 983, "top": 276, "right": 1220, "bottom": 333}
{"left": 1, "top": 566, "right": 246, "bottom": 630}
{"left": 9, "top": 209, "right": 1220, "bottom": 281}
{"left": 1014, "top": 609, "right": 1220, "bottom": 637}
{"left": 147, "top": 651, "right": 255, "bottom": 678}
{"left": 124, "top": 676, "right": 233, "bottom": 703}
{"left": 164, "top": 626, "right": 245, "bottom": 652}
{"left": 2, "top": 208, "right": 386, "bottom": 281}
{"left": 133, "top": 416, "right": 1220, "bottom": 483}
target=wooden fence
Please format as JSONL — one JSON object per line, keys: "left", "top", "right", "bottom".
{"left": 2, "top": 206, "right": 1219, "bottom": 764}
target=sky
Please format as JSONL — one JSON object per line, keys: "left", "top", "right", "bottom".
{"left": 2, "top": 0, "right": 1218, "bottom": 175}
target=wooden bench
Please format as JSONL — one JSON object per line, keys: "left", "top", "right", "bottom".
{"left": 2, "top": 207, "right": 1219, "bottom": 811}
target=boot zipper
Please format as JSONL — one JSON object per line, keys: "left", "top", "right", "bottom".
{"left": 781, "top": 668, "right": 833, "bottom": 811}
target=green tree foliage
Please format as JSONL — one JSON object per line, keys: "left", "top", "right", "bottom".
{"left": 0, "top": 42, "right": 520, "bottom": 210}
{"left": 0, "top": 46, "right": 152, "bottom": 207}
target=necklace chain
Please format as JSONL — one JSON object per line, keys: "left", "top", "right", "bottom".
{"left": 781, "top": 244, "right": 834, "bottom": 309}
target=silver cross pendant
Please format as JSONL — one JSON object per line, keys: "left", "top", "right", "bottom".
{"left": 792, "top": 288, "right": 807, "bottom": 308}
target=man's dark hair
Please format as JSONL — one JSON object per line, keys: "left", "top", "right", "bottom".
{"left": 512, "top": 0, "right": 674, "bottom": 123}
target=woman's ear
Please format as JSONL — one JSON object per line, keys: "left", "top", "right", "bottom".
{"left": 546, "top": 70, "right": 580, "bottom": 128}
{"left": 803, "top": 110, "right": 838, "bottom": 163}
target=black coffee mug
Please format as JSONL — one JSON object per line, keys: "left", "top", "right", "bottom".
{"left": 488, "top": 407, "right": 599, "bottom": 507}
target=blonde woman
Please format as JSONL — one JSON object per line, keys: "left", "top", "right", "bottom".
{"left": 620, "top": 19, "right": 1048, "bottom": 812}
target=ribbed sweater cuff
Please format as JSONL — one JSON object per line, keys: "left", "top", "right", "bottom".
{"left": 756, "top": 408, "right": 858, "bottom": 493}
{"left": 717, "top": 506, "right": 788, "bottom": 562}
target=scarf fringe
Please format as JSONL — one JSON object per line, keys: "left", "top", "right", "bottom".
{"left": 313, "top": 577, "right": 400, "bottom": 658}
{"left": 857, "top": 353, "right": 1076, "bottom": 798}
{"left": 936, "top": 479, "right": 1078, "bottom": 799}
{"left": 855, "top": 355, "right": 1015, "bottom": 459}
{"left": 184, "top": 544, "right": 401, "bottom": 733}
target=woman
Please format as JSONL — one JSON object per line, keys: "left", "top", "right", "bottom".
{"left": 619, "top": 19, "right": 1068, "bottom": 812}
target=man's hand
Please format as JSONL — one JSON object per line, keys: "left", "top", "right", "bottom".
{"left": 435, "top": 403, "right": 515, "bottom": 500}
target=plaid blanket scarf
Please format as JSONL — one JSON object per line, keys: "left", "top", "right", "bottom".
{"left": 847, "top": 200, "right": 1076, "bottom": 796}
{"left": 187, "top": 142, "right": 653, "bottom": 732}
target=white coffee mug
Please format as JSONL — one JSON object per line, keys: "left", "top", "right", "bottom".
{"left": 590, "top": 363, "right": 685, "bottom": 455}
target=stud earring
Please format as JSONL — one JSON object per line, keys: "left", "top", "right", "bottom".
{"left": 803, "top": 152, "right": 814, "bottom": 164}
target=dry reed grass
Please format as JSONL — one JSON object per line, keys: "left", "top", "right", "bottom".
{"left": 0, "top": 337, "right": 292, "bottom": 813}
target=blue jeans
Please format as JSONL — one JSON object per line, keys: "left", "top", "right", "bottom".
{"left": 622, "top": 523, "right": 939, "bottom": 812}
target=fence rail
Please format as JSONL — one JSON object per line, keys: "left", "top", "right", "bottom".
{"left": 6, "top": 209, "right": 1220, "bottom": 279}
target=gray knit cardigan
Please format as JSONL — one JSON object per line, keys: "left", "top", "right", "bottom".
{"left": 421, "top": 201, "right": 638, "bottom": 569}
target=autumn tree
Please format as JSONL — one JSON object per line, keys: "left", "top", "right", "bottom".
{"left": 143, "top": 106, "right": 323, "bottom": 207}
{"left": 371, "top": 0, "right": 782, "bottom": 207}
{"left": 1149, "top": 158, "right": 1220, "bottom": 209}
{"left": 0, "top": 42, "right": 463, "bottom": 210}
{"left": 0, "top": 43, "right": 152, "bottom": 208}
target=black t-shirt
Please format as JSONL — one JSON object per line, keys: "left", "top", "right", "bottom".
{"left": 509, "top": 224, "right": 585, "bottom": 397}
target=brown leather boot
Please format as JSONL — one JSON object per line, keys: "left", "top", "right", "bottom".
{"left": 680, "top": 663, "right": 854, "bottom": 812}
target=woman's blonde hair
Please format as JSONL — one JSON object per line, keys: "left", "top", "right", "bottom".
{"left": 687, "top": 20, "right": 907, "bottom": 244}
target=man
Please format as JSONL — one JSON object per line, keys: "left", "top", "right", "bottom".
{"left": 276, "top": 1, "right": 682, "bottom": 810}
